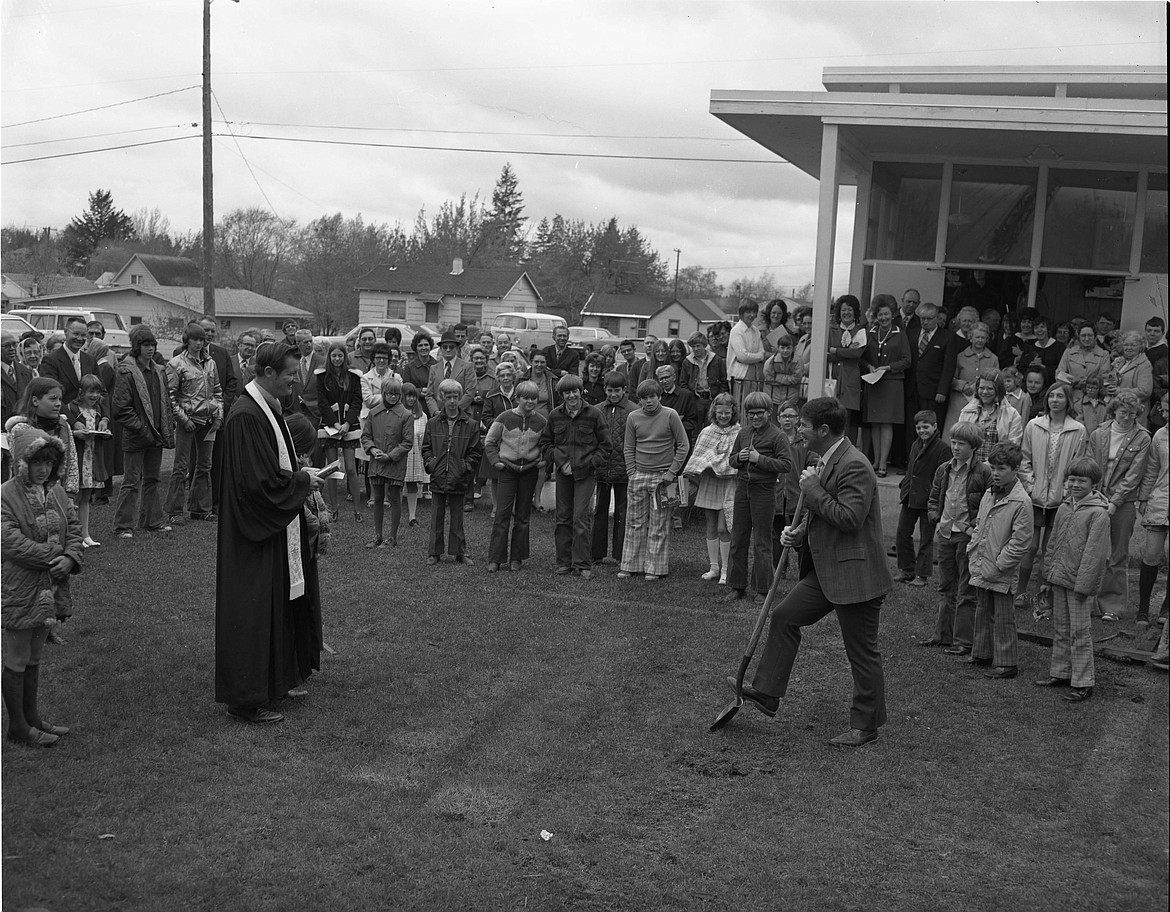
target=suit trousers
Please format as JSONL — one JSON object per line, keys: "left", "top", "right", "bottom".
{"left": 973, "top": 587, "right": 1018, "bottom": 667}
{"left": 554, "top": 472, "right": 596, "bottom": 571}
{"left": 934, "top": 532, "right": 975, "bottom": 647}
{"left": 896, "top": 506, "right": 935, "bottom": 578}
{"left": 114, "top": 446, "right": 165, "bottom": 533}
{"left": 1049, "top": 585, "right": 1095, "bottom": 687}
{"left": 166, "top": 423, "right": 214, "bottom": 516}
{"left": 919, "top": 395, "right": 948, "bottom": 434}
{"left": 752, "top": 567, "right": 887, "bottom": 732}
{"left": 1097, "top": 501, "right": 1137, "bottom": 618}
{"left": 727, "top": 480, "right": 775, "bottom": 595}
{"left": 489, "top": 467, "right": 538, "bottom": 564}
{"left": 430, "top": 491, "right": 467, "bottom": 558}
{"left": 592, "top": 481, "right": 628, "bottom": 561}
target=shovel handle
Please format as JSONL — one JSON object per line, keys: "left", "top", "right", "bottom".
{"left": 732, "top": 490, "right": 807, "bottom": 695}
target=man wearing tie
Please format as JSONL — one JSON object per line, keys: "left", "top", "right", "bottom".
{"left": 730, "top": 397, "right": 892, "bottom": 747}
{"left": 286, "top": 329, "right": 325, "bottom": 421}
{"left": 542, "top": 325, "right": 581, "bottom": 381}
{"left": 425, "top": 331, "right": 476, "bottom": 415}
{"left": 907, "top": 302, "right": 954, "bottom": 430}
{"left": 235, "top": 330, "right": 259, "bottom": 386}
{"left": 39, "top": 317, "right": 97, "bottom": 405}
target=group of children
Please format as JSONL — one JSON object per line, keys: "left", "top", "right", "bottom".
{"left": 897, "top": 388, "right": 1170, "bottom": 702}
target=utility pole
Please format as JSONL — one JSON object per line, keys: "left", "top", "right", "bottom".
{"left": 202, "top": 0, "right": 215, "bottom": 318}
{"left": 673, "top": 248, "right": 681, "bottom": 300}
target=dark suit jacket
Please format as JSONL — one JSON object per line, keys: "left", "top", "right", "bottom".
{"left": 659, "top": 386, "right": 700, "bottom": 443}
{"left": 615, "top": 358, "right": 646, "bottom": 394}
{"left": 542, "top": 344, "right": 581, "bottom": 380}
{"left": 2, "top": 362, "right": 33, "bottom": 424}
{"left": 796, "top": 438, "right": 892, "bottom": 604}
{"left": 426, "top": 357, "right": 477, "bottom": 415}
{"left": 907, "top": 326, "right": 953, "bottom": 402}
{"left": 40, "top": 347, "right": 98, "bottom": 404}
{"left": 286, "top": 350, "right": 326, "bottom": 419}
{"left": 206, "top": 342, "right": 240, "bottom": 414}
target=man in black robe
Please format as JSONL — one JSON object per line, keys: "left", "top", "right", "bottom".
{"left": 215, "top": 342, "right": 326, "bottom": 724}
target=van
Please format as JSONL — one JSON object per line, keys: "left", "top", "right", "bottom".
{"left": 9, "top": 306, "right": 132, "bottom": 352}
{"left": 489, "top": 312, "right": 569, "bottom": 351}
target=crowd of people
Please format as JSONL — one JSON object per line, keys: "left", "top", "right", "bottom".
{"left": 2, "top": 294, "right": 1167, "bottom": 740}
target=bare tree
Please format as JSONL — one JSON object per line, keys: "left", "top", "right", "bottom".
{"left": 215, "top": 207, "right": 297, "bottom": 298}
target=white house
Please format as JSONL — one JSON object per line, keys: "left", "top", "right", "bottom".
{"left": 580, "top": 293, "right": 726, "bottom": 340}
{"left": 711, "top": 65, "right": 1168, "bottom": 397}
{"left": 355, "top": 258, "right": 542, "bottom": 329}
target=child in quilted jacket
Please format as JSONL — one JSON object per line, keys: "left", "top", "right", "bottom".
{"left": 1036, "top": 457, "right": 1110, "bottom": 703}
{"left": 1, "top": 423, "right": 83, "bottom": 747}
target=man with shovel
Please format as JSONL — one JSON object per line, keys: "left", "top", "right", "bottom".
{"left": 731, "top": 397, "right": 891, "bottom": 747}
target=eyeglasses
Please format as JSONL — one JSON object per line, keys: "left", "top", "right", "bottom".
{"left": 746, "top": 409, "right": 768, "bottom": 417}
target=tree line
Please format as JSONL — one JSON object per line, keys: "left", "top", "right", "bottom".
{"left": 2, "top": 165, "right": 807, "bottom": 330}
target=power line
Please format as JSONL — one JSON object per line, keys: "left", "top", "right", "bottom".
{"left": 2, "top": 0, "right": 173, "bottom": 19}
{"left": 1, "top": 124, "right": 195, "bottom": 150}
{"left": 0, "top": 135, "right": 196, "bottom": 165}
{"left": 213, "top": 139, "right": 331, "bottom": 212}
{"left": 212, "top": 91, "right": 281, "bottom": 218}
{"left": 1, "top": 85, "right": 199, "bottom": 129}
{"left": 225, "top": 134, "right": 785, "bottom": 165}
{"left": 217, "top": 120, "right": 753, "bottom": 142}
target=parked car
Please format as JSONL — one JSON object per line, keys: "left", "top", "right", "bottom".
{"left": 489, "top": 312, "right": 569, "bottom": 351}
{"left": 315, "top": 322, "right": 421, "bottom": 352}
{"left": 568, "top": 326, "right": 618, "bottom": 352}
{"left": 1, "top": 313, "right": 37, "bottom": 339}
{"left": 7, "top": 306, "right": 132, "bottom": 352}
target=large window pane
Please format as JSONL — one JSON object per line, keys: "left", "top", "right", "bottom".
{"left": 946, "top": 165, "right": 1037, "bottom": 266}
{"left": 865, "top": 162, "right": 942, "bottom": 261}
{"left": 1142, "top": 174, "right": 1167, "bottom": 274}
{"left": 1042, "top": 169, "right": 1137, "bottom": 272}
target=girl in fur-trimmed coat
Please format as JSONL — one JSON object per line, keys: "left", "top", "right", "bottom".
{"left": 1, "top": 423, "right": 83, "bottom": 747}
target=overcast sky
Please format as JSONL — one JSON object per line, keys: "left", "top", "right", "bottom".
{"left": 1, "top": 0, "right": 1165, "bottom": 296}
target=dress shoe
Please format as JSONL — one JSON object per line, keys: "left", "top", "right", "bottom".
{"left": 965, "top": 655, "right": 991, "bottom": 666}
{"left": 983, "top": 666, "right": 1018, "bottom": 679}
{"left": 828, "top": 728, "right": 879, "bottom": 748}
{"left": 724, "top": 676, "right": 778, "bottom": 717}
{"left": 1033, "top": 676, "right": 1071, "bottom": 688}
{"left": 228, "top": 706, "right": 284, "bottom": 724}
{"left": 487, "top": 562, "right": 499, "bottom": 573}
{"left": 6, "top": 728, "right": 59, "bottom": 747}
{"left": 895, "top": 570, "right": 915, "bottom": 583}
{"left": 427, "top": 556, "right": 438, "bottom": 565}
{"left": 285, "top": 688, "right": 309, "bottom": 699}
{"left": 909, "top": 577, "right": 928, "bottom": 587}
{"left": 644, "top": 574, "right": 660, "bottom": 581}
{"left": 918, "top": 637, "right": 946, "bottom": 648}
{"left": 1065, "top": 686, "right": 1093, "bottom": 703}
{"left": 509, "top": 560, "right": 522, "bottom": 572}
{"left": 946, "top": 645, "right": 973, "bottom": 656}
{"left": 724, "top": 590, "right": 747, "bottom": 603}
{"left": 616, "top": 571, "right": 631, "bottom": 579}
{"left": 579, "top": 570, "right": 594, "bottom": 580}
{"left": 455, "top": 555, "right": 473, "bottom": 565}
{"left": 554, "top": 566, "right": 572, "bottom": 575}
{"left": 35, "top": 720, "right": 69, "bottom": 736}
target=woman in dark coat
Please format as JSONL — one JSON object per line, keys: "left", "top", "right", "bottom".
{"left": 315, "top": 343, "right": 364, "bottom": 521}
{"left": 400, "top": 333, "right": 436, "bottom": 416}
{"left": 863, "top": 295, "right": 912, "bottom": 477}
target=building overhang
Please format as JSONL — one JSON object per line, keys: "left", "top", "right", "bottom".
{"left": 710, "top": 89, "right": 1168, "bottom": 181}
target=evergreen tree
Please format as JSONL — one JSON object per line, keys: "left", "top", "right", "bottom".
{"left": 61, "top": 189, "right": 135, "bottom": 272}
{"left": 481, "top": 163, "right": 526, "bottom": 264}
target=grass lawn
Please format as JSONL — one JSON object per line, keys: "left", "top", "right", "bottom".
{"left": 3, "top": 479, "right": 1168, "bottom": 911}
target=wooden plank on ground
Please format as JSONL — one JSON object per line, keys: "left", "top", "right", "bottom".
{"left": 1019, "top": 630, "right": 1154, "bottom": 662}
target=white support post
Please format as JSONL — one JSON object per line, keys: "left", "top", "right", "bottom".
{"left": 808, "top": 123, "right": 841, "bottom": 399}
{"left": 849, "top": 166, "right": 872, "bottom": 298}
{"left": 1027, "top": 164, "right": 1050, "bottom": 310}
{"left": 936, "top": 162, "right": 953, "bottom": 267}
{"left": 1131, "top": 170, "right": 1149, "bottom": 277}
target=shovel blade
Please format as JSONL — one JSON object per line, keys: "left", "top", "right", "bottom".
{"left": 709, "top": 696, "right": 744, "bottom": 732}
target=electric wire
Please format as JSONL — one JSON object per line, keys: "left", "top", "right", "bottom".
{"left": 0, "top": 135, "right": 196, "bottom": 165}
{"left": 1, "top": 85, "right": 199, "bottom": 129}
{"left": 1, "top": 124, "right": 194, "bottom": 150}
{"left": 212, "top": 90, "right": 281, "bottom": 217}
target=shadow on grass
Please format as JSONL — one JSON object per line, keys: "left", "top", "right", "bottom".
{"left": 3, "top": 486, "right": 1167, "bottom": 911}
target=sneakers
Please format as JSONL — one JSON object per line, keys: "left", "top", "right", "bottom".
{"left": 617, "top": 571, "right": 631, "bottom": 579}
{"left": 488, "top": 562, "right": 500, "bottom": 573}
{"left": 579, "top": 570, "right": 594, "bottom": 581}
{"left": 83, "top": 536, "right": 101, "bottom": 548}
{"left": 909, "top": 577, "right": 928, "bottom": 587}
{"left": 701, "top": 567, "right": 720, "bottom": 581}
{"left": 509, "top": 560, "right": 522, "bottom": 572}
{"left": 118, "top": 531, "right": 133, "bottom": 539}
{"left": 644, "top": 574, "right": 660, "bottom": 581}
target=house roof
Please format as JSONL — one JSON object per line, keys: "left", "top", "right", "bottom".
{"left": 581, "top": 293, "right": 668, "bottom": 319}
{"left": 672, "top": 298, "right": 726, "bottom": 324}
{"left": 355, "top": 264, "right": 541, "bottom": 301}
{"left": 2, "top": 273, "right": 98, "bottom": 296}
{"left": 115, "top": 254, "right": 201, "bottom": 286}
{"left": 153, "top": 286, "right": 313, "bottom": 319}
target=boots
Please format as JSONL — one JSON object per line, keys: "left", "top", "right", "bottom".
{"left": 701, "top": 538, "right": 721, "bottom": 580}
{"left": 1136, "top": 562, "right": 1158, "bottom": 624}
{"left": 718, "top": 540, "right": 730, "bottom": 585}
{"left": 24, "top": 664, "right": 69, "bottom": 736}
{"left": 2, "top": 666, "right": 58, "bottom": 747}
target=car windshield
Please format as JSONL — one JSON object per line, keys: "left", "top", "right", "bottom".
{"left": 93, "top": 311, "right": 127, "bottom": 330}
{"left": 493, "top": 316, "right": 528, "bottom": 330}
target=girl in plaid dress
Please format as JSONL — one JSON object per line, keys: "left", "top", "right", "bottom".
{"left": 682, "top": 393, "right": 739, "bottom": 583}
{"left": 401, "top": 383, "right": 429, "bottom": 527}
{"left": 958, "top": 374, "right": 1023, "bottom": 463}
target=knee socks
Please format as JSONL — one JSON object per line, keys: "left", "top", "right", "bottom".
{"left": 718, "top": 540, "right": 731, "bottom": 584}
{"left": 405, "top": 488, "right": 418, "bottom": 521}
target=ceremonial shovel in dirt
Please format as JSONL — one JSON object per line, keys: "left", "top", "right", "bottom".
{"left": 709, "top": 491, "right": 806, "bottom": 732}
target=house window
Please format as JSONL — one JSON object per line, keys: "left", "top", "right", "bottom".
{"left": 220, "top": 319, "right": 232, "bottom": 332}
{"left": 130, "top": 274, "right": 143, "bottom": 285}
{"left": 599, "top": 316, "right": 621, "bottom": 335}
{"left": 460, "top": 302, "right": 483, "bottom": 325}
{"left": 635, "top": 319, "right": 648, "bottom": 335}
{"left": 667, "top": 320, "right": 681, "bottom": 337}
{"left": 385, "top": 298, "right": 406, "bottom": 320}
{"left": 129, "top": 316, "right": 143, "bottom": 325}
